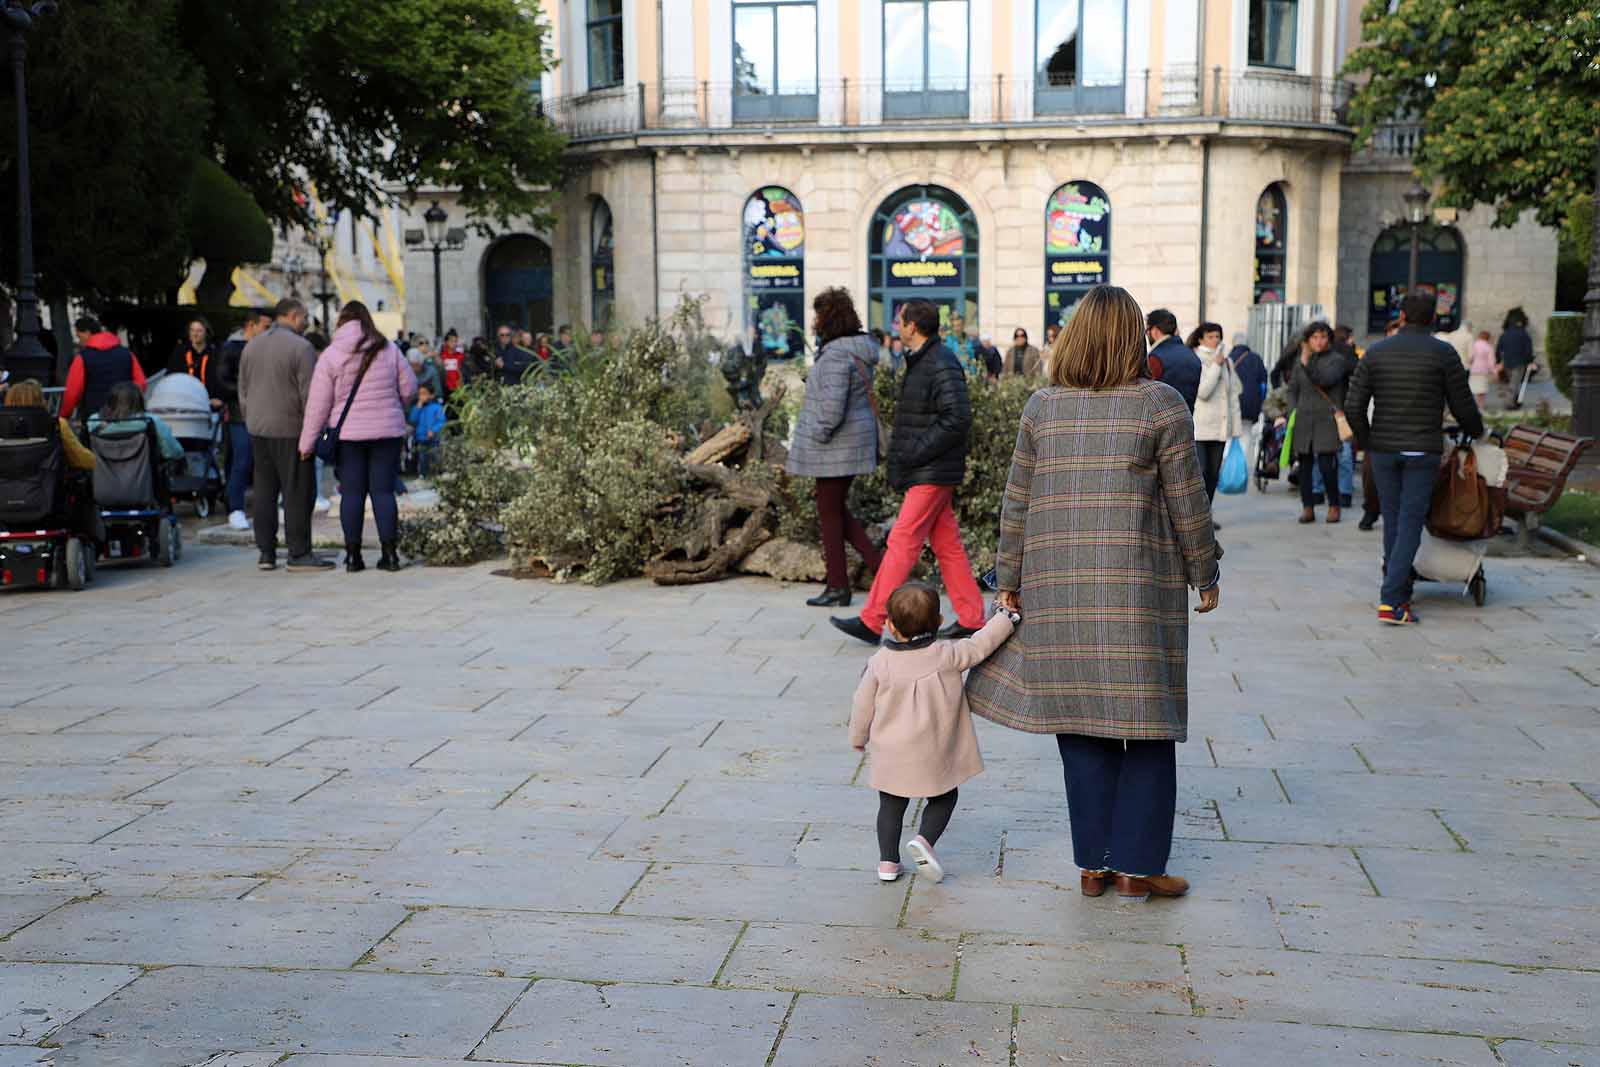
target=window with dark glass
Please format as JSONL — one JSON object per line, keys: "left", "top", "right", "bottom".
{"left": 733, "top": 0, "right": 818, "bottom": 121}
{"left": 591, "top": 199, "right": 615, "bottom": 329}
{"left": 883, "top": 0, "right": 969, "bottom": 118}
{"left": 1253, "top": 184, "right": 1288, "bottom": 304}
{"left": 742, "top": 187, "right": 806, "bottom": 358}
{"left": 1036, "top": 0, "right": 1126, "bottom": 113}
{"left": 587, "top": 0, "right": 624, "bottom": 90}
{"left": 1367, "top": 225, "right": 1464, "bottom": 333}
{"left": 1248, "top": 0, "right": 1297, "bottom": 69}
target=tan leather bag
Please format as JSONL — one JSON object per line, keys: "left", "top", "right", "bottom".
{"left": 1427, "top": 446, "right": 1503, "bottom": 541}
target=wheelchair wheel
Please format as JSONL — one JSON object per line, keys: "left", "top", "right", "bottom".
{"left": 157, "top": 519, "right": 176, "bottom": 567}
{"left": 65, "top": 538, "right": 88, "bottom": 590}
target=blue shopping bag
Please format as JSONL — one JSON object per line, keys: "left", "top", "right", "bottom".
{"left": 1218, "top": 436, "right": 1248, "bottom": 495}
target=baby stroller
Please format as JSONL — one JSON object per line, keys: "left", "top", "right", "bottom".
{"left": 0, "top": 408, "right": 96, "bottom": 590}
{"left": 146, "top": 373, "right": 225, "bottom": 518}
{"left": 1254, "top": 419, "right": 1285, "bottom": 492}
{"left": 90, "top": 420, "right": 181, "bottom": 568}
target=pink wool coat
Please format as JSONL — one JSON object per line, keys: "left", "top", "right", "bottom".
{"left": 297, "top": 321, "right": 418, "bottom": 456}
{"left": 848, "top": 613, "right": 1015, "bottom": 797}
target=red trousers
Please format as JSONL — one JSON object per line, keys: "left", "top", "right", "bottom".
{"left": 861, "top": 484, "right": 985, "bottom": 633}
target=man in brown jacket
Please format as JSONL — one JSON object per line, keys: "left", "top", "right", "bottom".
{"left": 238, "top": 299, "right": 333, "bottom": 572}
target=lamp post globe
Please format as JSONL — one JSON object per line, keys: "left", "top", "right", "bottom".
{"left": 1403, "top": 183, "right": 1431, "bottom": 294}
{"left": 424, "top": 201, "right": 448, "bottom": 247}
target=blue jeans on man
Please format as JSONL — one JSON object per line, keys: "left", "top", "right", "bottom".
{"left": 226, "top": 420, "right": 253, "bottom": 514}
{"left": 1312, "top": 441, "right": 1355, "bottom": 502}
{"left": 1369, "top": 451, "right": 1441, "bottom": 607}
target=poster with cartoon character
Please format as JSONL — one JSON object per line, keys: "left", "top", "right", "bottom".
{"left": 1043, "top": 182, "right": 1112, "bottom": 336}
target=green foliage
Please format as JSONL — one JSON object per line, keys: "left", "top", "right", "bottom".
{"left": 1544, "top": 489, "right": 1600, "bottom": 546}
{"left": 954, "top": 376, "right": 1038, "bottom": 569}
{"left": 0, "top": 0, "right": 207, "bottom": 303}
{"left": 1344, "top": 0, "right": 1600, "bottom": 230}
{"left": 397, "top": 439, "right": 530, "bottom": 565}
{"left": 1556, "top": 196, "right": 1593, "bottom": 311}
{"left": 1546, "top": 313, "right": 1585, "bottom": 397}
{"left": 176, "top": 0, "right": 566, "bottom": 231}
{"left": 188, "top": 159, "right": 275, "bottom": 306}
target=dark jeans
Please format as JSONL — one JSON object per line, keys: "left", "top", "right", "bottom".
{"left": 416, "top": 442, "right": 438, "bottom": 478}
{"left": 1369, "top": 451, "right": 1441, "bottom": 607}
{"left": 226, "top": 421, "right": 253, "bottom": 513}
{"left": 1055, "top": 734, "right": 1176, "bottom": 876}
{"left": 876, "top": 789, "right": 958, "bottom": 864}
{"left": 336, "top": 437, "right": 404, "bottom": 547}
{"left": 1361, "top": 451, "right": 1379, "bottom": 520}
{"left": 251, "top": 435, "right": 316, "bottom": 559}
{"left": 815, "top": 475, "right": 883, "bottom": 589}
{"left": 1297, "top": 451, "right": 1341, "bottom": 508}
{"left": 1196, "top": 440, "right": 1226, "bottom": 501}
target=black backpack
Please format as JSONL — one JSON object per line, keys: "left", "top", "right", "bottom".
{"left": 0, "top": 408, "right": 64, "bottom": 525}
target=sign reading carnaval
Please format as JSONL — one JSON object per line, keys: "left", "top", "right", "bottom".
{"left": 1044, "top": 182, "right": 1111, "bottom": 292}
{"left": 882, "top": 199, "right": 966, "bottom": 287}
{"left": 744, "top": 187, "right": 805, "bottom": 290}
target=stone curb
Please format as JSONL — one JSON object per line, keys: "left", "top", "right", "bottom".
{"left": 1536, "top": 524, "right": 1600, "bottom": 568}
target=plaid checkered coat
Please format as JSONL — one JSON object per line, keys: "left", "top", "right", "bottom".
{"left": 965, "top": 380, "right": 1218, "bottom": 741}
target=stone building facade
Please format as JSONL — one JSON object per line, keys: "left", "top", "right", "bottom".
{"left": 410, "top": 0, "right": 1553, "bottom": 351}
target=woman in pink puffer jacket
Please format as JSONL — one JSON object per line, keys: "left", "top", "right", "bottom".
{"left": 298, "top": 301, "right": 417, "bottom": 572}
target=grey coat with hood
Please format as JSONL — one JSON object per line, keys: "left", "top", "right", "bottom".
{"left": 786, "top": 333, "right": 881, "bottom": 479}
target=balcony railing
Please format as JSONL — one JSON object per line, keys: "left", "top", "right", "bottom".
{"left": 1346, "top": 121, "right": 1425, "bottom": 167}
{"left": 542, "top": 69, "right": 1355, "bottom": 140}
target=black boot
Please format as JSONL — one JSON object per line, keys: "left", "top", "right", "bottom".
{"left": 345, "top": 544, "right": 365, "bottom": 573}
{"left": 377, "top": 541, "right": 402, "bottom": 572}
{"left": 806, "top": 586, "right": 851, "bottom": 608}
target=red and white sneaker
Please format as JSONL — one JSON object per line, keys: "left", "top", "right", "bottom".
{"left": 1378, "top": 603, "right": 1418, "bottom": 626}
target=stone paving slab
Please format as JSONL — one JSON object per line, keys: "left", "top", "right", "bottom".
{"left": 1274, "top": 770, "right": 1600, "bottom": 816}
{"left": 1497, "top": 1041, "right": 1600, "bottom": 1066}
{"left": 0, "top": 843, "right": 303, "bottom": 899}
{"left": 472, "top": 979, "right": 790, "bottom": 1066}
{"left": 718, "top": 922, "right": 956, "bottom": 998}
{"left": 955, "top": 934, "right": 1191, "bottom": 1013}
{"left": 0, "top": 961, "right": 139, "bottom": 1043}
{"left": 771, "top": 995, "right": 1013, "bottom": 1066}
{"left": 1014, "top": 1008, "right": 1502, "bottom": 1065}
{"left": 360, "top": 909, "right": 739, "bottom": 983}
{"left": 100, "top": 801, "right": 434, "bottom": 850}
{"left": 621, "top": 864, "right": 909, "bottom": 927}
{"left": 1355, "top": 848, "right": 1600, "bottom": 908}
{"left": 0, "top": 897, "right": 64, "bottom": 940}
{"left": 53, "top": 967, "right": 526, "bottom": 1058}
{"left": 0, "top": 898, "right": 409, "bottom": 969}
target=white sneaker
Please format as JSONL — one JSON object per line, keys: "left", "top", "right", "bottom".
{"left": 905, "top": 837, "right": 944, "bottom": 883}
{"left": 314, "top": 497, "right": 331, "bottom": 513}
{"left": 227, "top": 510, "right": 250, "bottom": 530}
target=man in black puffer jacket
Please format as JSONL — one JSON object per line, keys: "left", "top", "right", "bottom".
{"left": 1345, "top": 291, "right": 1483, "bottom": 627}
{"left": 832, "top": 299, "right": 986, "bottom": 645}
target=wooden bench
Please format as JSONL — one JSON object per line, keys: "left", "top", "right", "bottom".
{"left": 1500, "top": 426, "right": 1594, "bottom": 546}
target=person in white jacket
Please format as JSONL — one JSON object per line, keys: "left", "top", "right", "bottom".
{"left": 1187, "top": 322, "right": 1242, "bottom": 507}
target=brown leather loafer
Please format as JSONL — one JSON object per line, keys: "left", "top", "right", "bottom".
{"left": 1080, "top": 869, "right": 1110, "bottom": 897}
{"left": 1115, "top": 873, "right": 1190, "bottom": 901}
{"left": 1298, "top": 508, "right": 1316, "bottom": 524}
{"left": 1326, "top": 506, "right": 1342, "bottom": 524}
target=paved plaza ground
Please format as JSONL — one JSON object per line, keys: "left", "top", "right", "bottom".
{"left": 2, "top": 486, "right": 1598, "bottom": 1066}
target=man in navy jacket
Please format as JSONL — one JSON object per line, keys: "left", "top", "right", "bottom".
{"left": 1145, "top": 308, "right": 1200, "bottom": 412}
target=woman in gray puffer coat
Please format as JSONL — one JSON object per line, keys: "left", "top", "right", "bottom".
{"left": 786, "top": 287, "right": 885, "bottom": 607}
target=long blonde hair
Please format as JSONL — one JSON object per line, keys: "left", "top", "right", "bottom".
{"left": 1046, "top": 285, "right": 1150, "bottom": 389}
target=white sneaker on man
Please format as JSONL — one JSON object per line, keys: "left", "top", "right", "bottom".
{"left": 314, "top": 497, "right": 331, "bottom": 513}
{"left": 227, "top": 510, "right": 250, "bottom": 531}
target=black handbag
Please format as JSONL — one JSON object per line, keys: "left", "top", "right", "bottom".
{"left": 313, "top": 352, "right": 377, "bottom": 464}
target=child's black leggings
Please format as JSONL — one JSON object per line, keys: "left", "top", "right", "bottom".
{"left": 877, "top": 788, "right": 958, "bottom": 863}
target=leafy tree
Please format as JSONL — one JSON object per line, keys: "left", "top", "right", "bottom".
{"left": 187, "top": 158, "right": 275, "bottom": 306}
{"left": 1344, "top": 0, "right": 1600, "bottom": 230}
{"left": 177, "top": 0, "right": 566, "bottom": 230}
{"left": 0, "top": 0, "right": 207, "bottom": 303}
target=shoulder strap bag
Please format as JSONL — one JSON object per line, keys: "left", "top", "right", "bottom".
{"left": 1308, "top": 370, "right": 1354, "bottom": 443}
{"left": 313, "top": 352, "right": 376, "bottom": 465}
{"left": 849, "top": 356, "right": 891, "bottom": 461}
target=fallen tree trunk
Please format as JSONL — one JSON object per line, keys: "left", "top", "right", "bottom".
{"left": 645, "top": 462, "right": 775, "bottom": 585}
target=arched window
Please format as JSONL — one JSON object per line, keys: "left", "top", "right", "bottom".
{"left": 591, "top": 199, "right": 614, "bottom": 330}
{"left": 1253, "top": 183, "right": 1288, "bottom": 304}
{"left": 1044, "top": 181, "right": 1111, "bottom": 334}
{"left": 868, "top": 186, "right": 980, "bottom": 347}
{"left": 742, "top": 186, "right": 806, "bottom": 359}
{"left": 1368, "top": 225, "right": 1465, "bottom": 333}
{"left": 483, "top": 236, "right": 554, "bottom": 337}
{"left": 1035, "top": 0, "right": 1126, "bottom": 114}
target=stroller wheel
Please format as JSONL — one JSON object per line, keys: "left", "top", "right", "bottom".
{"left": 1470, "top": 570, "right": 1486, "bottom": 606}
{"left": 194, "top": 495, "right": 211, "bottom": 519}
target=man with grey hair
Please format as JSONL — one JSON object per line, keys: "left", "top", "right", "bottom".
{"left": 239, "top": 298, "right": 333, "bottom": 572}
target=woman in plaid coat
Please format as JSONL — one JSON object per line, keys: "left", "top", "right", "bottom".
{"left": 965, "top": 285, "right": 1220, "bottom": 902}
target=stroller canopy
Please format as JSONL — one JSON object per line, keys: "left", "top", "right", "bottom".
{"left": 145, "top": 372, "right": 212, "bottom": 440}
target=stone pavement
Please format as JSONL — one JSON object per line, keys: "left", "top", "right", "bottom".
{"left": 1, "top": 486, "right": 1598, "bottom": 1066}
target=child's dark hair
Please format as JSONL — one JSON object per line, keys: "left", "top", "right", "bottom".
{"left": 417, "top": 382, "right": 434, "bottom": 399}
{"left": 886, "top": 581, "right": 941, "bottom": 639}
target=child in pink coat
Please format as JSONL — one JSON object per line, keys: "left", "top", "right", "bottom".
{"left": 849, "top": 581, "right": 1017, "bottom": 882}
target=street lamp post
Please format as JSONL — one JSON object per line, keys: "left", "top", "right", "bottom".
{"left": 1403, "top": 183, "right": 1431, "bottom": 296}
{"left": 1569, "top": 143, "right": 1600, "bottom": 439}
{"left": 1, "top": 1, "right": 57, "bottom": 387}
{"left": 423, "top": 201, "right": 449, "bottom": 341}
{"left": 312, "top": 214, "right": 337, "bottom": 333}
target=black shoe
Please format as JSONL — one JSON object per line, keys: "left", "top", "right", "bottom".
{"left": 937, "top": 622, "right": 980, "bottom": 640}
{"left": 1358, "top": 514, "right": 1378, "bottom": 531}
{"left": 830, "top": 615, "right": 882, "bottom": 645}
{"left": 376, "top": 541, "right": 402, "bottom": 572}
{"left": 345, "top": 544, "right": 366, "bottom": 573}
{"left": 257, "top": 552, "right": 277, "bottom": 571}
{"left": 1212, "top": 520, "right": 1223, "bottom": 532}
{"left": 806, "top": 586, "right": 851, "bottom": 608}
{"left": 286, "top": 553, "right": 336, "bottom": 572}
